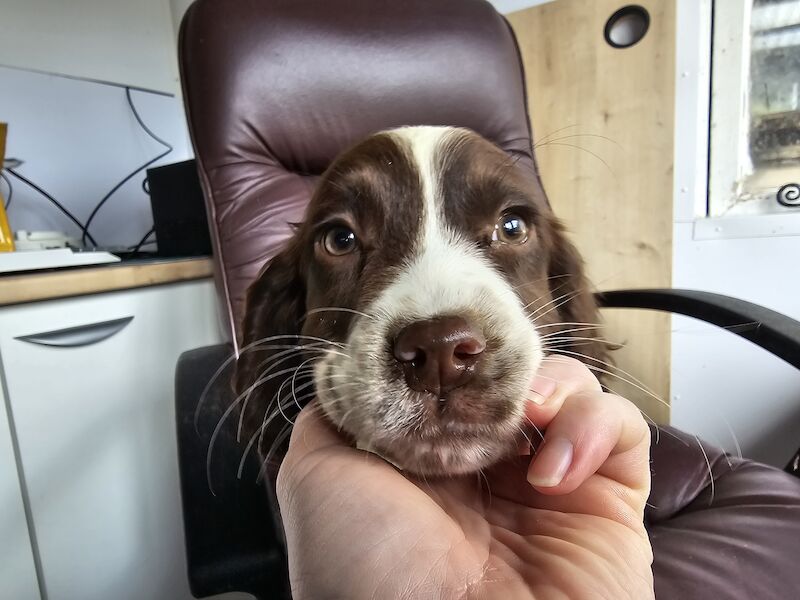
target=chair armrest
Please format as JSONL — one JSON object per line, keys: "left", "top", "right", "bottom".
{"left": 596, "top": 288, "right": 800, "bottom": 370}
{"left": 175, "top": 344, "right": 290, "bottom": 599}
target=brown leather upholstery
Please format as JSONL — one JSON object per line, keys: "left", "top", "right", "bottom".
{"left": 647, "top": 426, "right": 800, "bottom": 599}
{"left": 179, "top": 1, "right": 800, "bottom": 597}
{"left": 180, "top": 0, "right": 535, "bottom": 344}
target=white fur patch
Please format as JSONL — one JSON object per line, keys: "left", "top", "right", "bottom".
{"left": 315, "top": 126, "right": 543, "bottom": 475}
{"left": 382, "top": 126, "right": 537, "bottom": 361}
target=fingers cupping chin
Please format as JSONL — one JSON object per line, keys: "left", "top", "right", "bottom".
{"left": 523, "top": 356, "right": 651, "bottom": 501}
{"left": 527, "top": 391, "right": 623, "bottom": 494}
{"left": 525, "top": 355, "right": 603, "bottom": 428}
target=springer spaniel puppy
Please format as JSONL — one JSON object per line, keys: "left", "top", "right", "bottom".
{"left": 234, "top": 126, "right": 607, "bottom": 478}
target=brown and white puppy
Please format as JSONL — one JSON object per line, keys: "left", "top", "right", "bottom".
{"left": 235, "top": 126, "right": 606, "bottom": 477}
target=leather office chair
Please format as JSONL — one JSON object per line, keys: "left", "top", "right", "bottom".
{"left": 174, "top": 1, "right": 800, "bottom": 598}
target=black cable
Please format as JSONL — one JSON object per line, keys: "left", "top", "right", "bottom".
{"left": 130, "top": 226, "right": 156, "bottom": 253}
{"left": 7, "top": 168, "right": 97, "bottom": 246}
{"left": 82, "top": 87, "right": 173, "bottom": 246}
{"left": 1, "top": 172, "right": 12, "bottom": 210}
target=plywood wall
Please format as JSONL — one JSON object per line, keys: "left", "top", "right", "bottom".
{"left": 508, "top": 0, "right": 676, "bottom": 423}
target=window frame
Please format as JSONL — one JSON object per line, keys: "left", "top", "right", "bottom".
{"left": 708, "top": 0, "right": 800, "bottom": 220}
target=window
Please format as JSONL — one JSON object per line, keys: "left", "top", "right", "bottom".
{"left": 709, "top": 0, "right": 800, "bottom": 217}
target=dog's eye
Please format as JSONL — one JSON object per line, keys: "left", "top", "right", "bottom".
{"left": 492, "top": 213, "right": 529, "bottom": 245}
{"left": 322, "top": 226, "right": 358, "bottom": 255}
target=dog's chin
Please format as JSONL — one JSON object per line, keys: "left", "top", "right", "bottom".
{"left": 353, "top": 417, "right": 528, "bottom": 477}
{"left": 314, "top": 370, "right": 534, "bottom": 476}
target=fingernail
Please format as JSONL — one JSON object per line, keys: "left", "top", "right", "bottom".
{"left": 529, "top": 375, "right": 556, "bottom": 405}
{"left": 527, "top": 436, "right": 573, "bottom": 488}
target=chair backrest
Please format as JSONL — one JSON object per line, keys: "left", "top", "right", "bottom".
{"left": 179, "top": 0, "right": 538, "bottom": 347}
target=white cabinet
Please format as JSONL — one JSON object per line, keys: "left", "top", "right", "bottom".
{"left": 0, "top": 280, "right": 224, "bottom": 600}
{"left": 0, "top": 381, "right": 40, "bottom": 600}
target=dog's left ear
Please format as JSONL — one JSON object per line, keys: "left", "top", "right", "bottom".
{"left": 546, "top": 218, "right": 609, "bottom": 366}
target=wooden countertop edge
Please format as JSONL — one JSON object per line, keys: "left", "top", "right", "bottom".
{"left": 0, "top": 258, "right": 215, "bottom": 306}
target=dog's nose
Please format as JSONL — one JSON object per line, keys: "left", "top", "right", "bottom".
{"left": 393, "top": 317, "right": 486, "bottom": 397}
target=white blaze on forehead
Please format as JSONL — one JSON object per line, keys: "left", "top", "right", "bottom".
{"left": 389, "top": 125, "right": 464, "bottom": 242}
{"left": 378, "top": 126, "right": 536, "bottom": 351}
{"left": 389, "top": 126, "right": 454, "bottom": 231}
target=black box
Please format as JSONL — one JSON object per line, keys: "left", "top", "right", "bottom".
{"left": 147, "top": 159, "right": 212, "bottom": 258}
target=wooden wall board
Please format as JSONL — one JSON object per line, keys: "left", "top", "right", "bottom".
{"left": 508, "top": 0, "right": 676, "bottom": 423}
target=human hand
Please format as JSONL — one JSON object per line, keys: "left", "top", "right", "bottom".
{"left": 276, "top": 356, "right": 653, "bottom": 599}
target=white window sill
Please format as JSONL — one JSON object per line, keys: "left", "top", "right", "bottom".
{"left": 693, "top": 211, "right": 800, "bottom": 240}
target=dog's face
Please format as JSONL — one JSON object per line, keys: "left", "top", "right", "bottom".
{"left": 236, "top": 126, "right": 604, "bottom": 476}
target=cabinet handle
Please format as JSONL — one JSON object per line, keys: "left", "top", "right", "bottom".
{"left": 15, "top": 316, "right": 134, "bottom": 347}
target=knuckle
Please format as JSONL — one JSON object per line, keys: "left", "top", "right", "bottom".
{"left": 601, "top": 391, "right": 651, "bottom": 441}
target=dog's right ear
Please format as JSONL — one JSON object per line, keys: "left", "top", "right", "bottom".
{"left": 232, "top": 241, "right": 306, "bottom": 532}
{"left": 234, "top": 241, "right": 307, "bottom": 399}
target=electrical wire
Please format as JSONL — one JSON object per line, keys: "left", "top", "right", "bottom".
{"left": 130, "top": 226, "right": 156, "bottom": 253}
{"left": 1, "top": 172, "right": 12, "bottom": 210}
{"left": 7, "top": 168, "right": 97, "bottom": 246}
{"left": 81, "top": 86, "right": 173, "bottom": 246}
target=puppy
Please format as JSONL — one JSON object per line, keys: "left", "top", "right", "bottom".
{"left": 234, "top": 126, "right": 607, "bottom": 478}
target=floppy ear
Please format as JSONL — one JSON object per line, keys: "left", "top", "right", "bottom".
{"left": 234, "top": 241, "right": 307, "bottom": 453}
{"left": 546, "top": 219, "right": 610, "bottom": 367}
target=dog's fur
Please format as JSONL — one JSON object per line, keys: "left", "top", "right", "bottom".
{"left": 234, "top": 126, "right": 607, "bottom": 477}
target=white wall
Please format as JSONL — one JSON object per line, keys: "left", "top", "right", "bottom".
{"left": 169, "top": 0, "right": 195, "bottom": 35}
{"left": 489, "top": 0, "right": 555, "bottom": 13}
{"left": 670, "top": 0, "right": 800, "bottom": 467}
{"left": 0, "top": 0, "right": 179, "bottom": 94}
{"left": 671, "top": 231, "right": 800, "bottom": 467}
{"left": 1, "top": 66, "right": 192, "bottom": 249}
{"left": 0, "top": 0, "right": 191, "bottom": 250}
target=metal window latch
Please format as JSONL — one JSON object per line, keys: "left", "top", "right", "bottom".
{"left": 777, "top": 183, "right": 800, "bottom": 207}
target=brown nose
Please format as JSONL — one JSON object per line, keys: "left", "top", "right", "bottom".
{"left": 393, "top": 317, "right": 486, "bottom": 397}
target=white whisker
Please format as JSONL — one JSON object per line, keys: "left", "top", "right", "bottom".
{"left": 536, "top": 321, "right": 605, "bottom": 329}
{"left": 542, "top": 351, "right": 664, "bottom": 408}
{"left": 530, "top": 289, "right": 583, "bottom": 321}
{"left": 694, "top": 435, "right": 715, "bottom": 506}
{"left": 205, "top": 364, "right": 319, "bottom": 495}
{"left": 304, "top": 306, "right": 376, "bottom": 321}
{"left": 194, "top": 334, "right": 347, "bottom": 432}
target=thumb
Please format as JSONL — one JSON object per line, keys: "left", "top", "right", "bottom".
{"left": 285, "top": 402, "right": 348, "bottom": 460}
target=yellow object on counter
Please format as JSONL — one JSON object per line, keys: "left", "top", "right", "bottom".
{"left": 0, "top": 122, "right": 14, "bottom": 252}
{"left": 0, "top": 203, "right": 12, "bottom": 252}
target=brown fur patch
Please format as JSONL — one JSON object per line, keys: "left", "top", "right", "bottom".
{"left": 234, "top": 127, "right": 608, "bottom": 480}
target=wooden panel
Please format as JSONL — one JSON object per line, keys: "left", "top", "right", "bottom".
{"left": 0, "top": 257, "right": 213, "bottom": 306}
{"left": 508, "top": 0, "right": 675, "bottom": 423}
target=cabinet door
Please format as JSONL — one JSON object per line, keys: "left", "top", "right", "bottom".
{"left": 0, "top": 382, "right": 41, "bottom": 599}
{"left": 0, "top": 281, "right": 223, "bottom": 600}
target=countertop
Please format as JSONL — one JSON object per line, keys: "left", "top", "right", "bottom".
{"left": 0, "top": 257, "right": 214, "bottom": 306}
